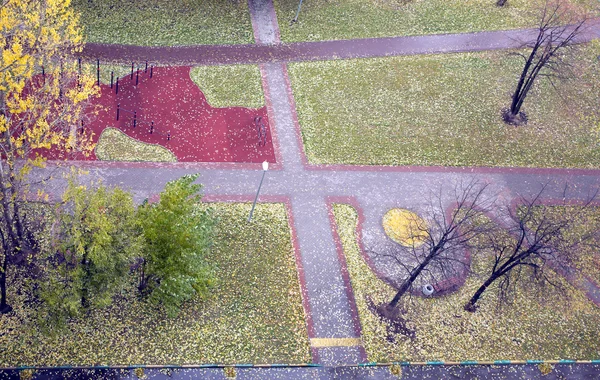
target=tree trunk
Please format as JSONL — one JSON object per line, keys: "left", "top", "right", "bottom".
{"left": 387, "top": 251, "right": 437, "bottom": 310}
{"left": 464, "top": 275, "right": 497, "bottom": 312}
{"left": 81, "top": 253, "right": 90, "bottom": 308}
{"left": 0, "top": 255, "right": 11, "bottom": 313}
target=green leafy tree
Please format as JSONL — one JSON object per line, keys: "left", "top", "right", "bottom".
{"left": 39, "top": 177, "right": 141, "bottom": 321}
{"left": 137, "top": 174, "right": 214, "bottom": 315}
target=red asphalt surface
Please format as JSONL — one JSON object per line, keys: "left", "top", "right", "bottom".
{"left": 54, "top": 66, "right": 275, "bottom": 163}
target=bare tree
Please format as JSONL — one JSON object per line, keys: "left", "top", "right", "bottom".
{"left": 464, "top": 185, "right": 598, "bottom": 312}
{"left": 504, "top": 0, "right": 588, "bottom": 125}
{"left": 370, "top": 181, "right": 494, "bottom": 329}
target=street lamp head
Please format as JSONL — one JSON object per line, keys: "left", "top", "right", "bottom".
{"left": 262, "top": 161, "right": 269, "bottom": 171}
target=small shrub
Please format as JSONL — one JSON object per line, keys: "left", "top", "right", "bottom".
{"left": 134, "top": 367, "right": 146, "bottom": 379}
{"left": 538, "top": 363, "right": 554, "bottom": 376}
{"left": 224, "top": 367, "right": 236, "bottom": 378}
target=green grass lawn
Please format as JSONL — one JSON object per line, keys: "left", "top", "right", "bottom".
{"left": 190, "top": 65, "right": 265, "bottom": 108}
{"left": 288, "top": 48, "right": 600, "bottom": 168}
{"left": 95, "top": 128, "right": 177, "bottom": 162}
{"left": 275, "top": 0, "right": 597, "bottom": 42}
{"left": 332, "top": 203, "right": 600, "bottom": 362}
{"left": 0, "top": 203, "right": 310, "bottom": 365}
{"left": 74, "top": 0, "right": 254, "bottom": 46}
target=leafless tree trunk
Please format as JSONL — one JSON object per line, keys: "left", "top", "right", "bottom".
{"left": 504, "top": 0, "right": 587, "bottom": 125}
{"left": 464, "top": 185, "right": 598, "bottom": 312}
{"left": 371, "top": 180, "right": 495, "bottom": 322}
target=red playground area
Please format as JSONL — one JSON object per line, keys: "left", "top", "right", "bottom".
{"left": 72, "top": 66, "right": 275, "bottom": 163}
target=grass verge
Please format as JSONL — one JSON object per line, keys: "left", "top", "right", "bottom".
{"left": 74, "top": 0, "right": 254, "bottom": 46}
{"left": 275, "top": 0, "right": 596, "bottom": 42}
{"left": 288, "top": 48, "right": 600, "bottom": 167}
{"left": 0, "top": 203, "right": 310, "bottom": 365}
{"left": 95, "top": 127, "right": 177, "bottom": 162}
{"left": 190, "top": 65, "right": 265, "bottom": 108}
{"left": 332, "top": 203, "right": 600, "bottom": 361}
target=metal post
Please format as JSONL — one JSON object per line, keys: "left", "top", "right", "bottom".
{"left": 131, "top": 62, "right": 134, "bottom": 79}
{"left": 292, "top": 0, "right": 303, "bottom": 24}
{"left": 248, "top": 169, "right": 267, "bottom": 222}
{"left": 116, "top": 77, "right": 119, "bottom": 94}
{"left": 110, "top": 71, "right": 114, "bottom": 88}
{"left": 145, "top": 61, "right": 148, "bottom": 73}
{"left": 150, "top": 121, "right": 154, "bottom": 134}
{"left": 116, "top": 104, "right": 120, "bottom": 121}
{"left": 133, "top": 111, "right": 137, "bottom": 128}
{"left": 136, "top": 67, "right": 139, "bottom": 86}
{"left": 97, "top": 59, "right": 100, "bottom": 85}
{"left": 167, "top": 131, "right": 170, "bottom": 141}
{"left": 150, "top": 66, "right": 153, "bottom": 78}
{"left": 248, "top": 162, "right": 269, "bottom": 222}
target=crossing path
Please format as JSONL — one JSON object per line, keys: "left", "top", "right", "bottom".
{"left": 58, "top": 0, "right": 600, "bottom": 368}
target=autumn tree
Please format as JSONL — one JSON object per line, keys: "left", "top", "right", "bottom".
{"left": 503, "top": 0, "right": 587, "bottom": 125}
{"left": 0, "top": 0, "right": 98, "bottom": 313}
{"left": 464, "top": 186, "right": 598, "bottom": 312}
{"left": 369, "top": 181, "right": 493, "bottom": 335}
{"left": 39, "top": 177, "right": 141, "bottom": 321}
{"left": 136, "top": 174, "right": 215, "bottom": 315}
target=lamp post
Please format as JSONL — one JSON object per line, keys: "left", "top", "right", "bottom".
{"left": 248, "top": 161, "right": 269, "bottom": 222}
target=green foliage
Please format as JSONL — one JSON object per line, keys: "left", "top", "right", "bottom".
{"left": 137, "top": 174, "right": 214, "bottom": 315}
{"left": 39, "top": 177, "right": 141, "bottom": 322}
{"left": 0, "top": 203, "right": 309, "bottom": 365}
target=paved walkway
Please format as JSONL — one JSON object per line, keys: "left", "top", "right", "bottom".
{"left": 36, "top": 0, "right": 600, "bottom": 375}
{"left": 81, "top": 20, "right": 600, "bottom": 65}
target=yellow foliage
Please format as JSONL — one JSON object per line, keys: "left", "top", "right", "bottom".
{"left": 382, "top": 208, "right": 428, "bottom": 247}
{"left": 0, "top": 0, "right": 98, "bottom": 171}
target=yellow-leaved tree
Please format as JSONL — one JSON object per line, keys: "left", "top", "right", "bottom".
{"left": 0, "top": 0, "right": 97, "bottom": 313}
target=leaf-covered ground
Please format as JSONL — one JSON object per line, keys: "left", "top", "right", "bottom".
{"left": 73, "top": 0, "right": 254, "bottom": 46}
{"left": 333, "top": 203, "right": 600, "bottom": 362}
{"left": 190, "top": 65, "right": 265, "bottom": 109}
{"left": 0, "top": 203, "right": 310, "bottom": 365}
{"left": 531, "top": 205, "right": 600, "bottom": 286}
{"left": 275, "top": 0, "right": 596, "bottom": 42}
{"left": 288, "top": 48, "right": 600, "bottom": 168}
{"left": 95, "top": 128, "right": 177, "bottom": 162}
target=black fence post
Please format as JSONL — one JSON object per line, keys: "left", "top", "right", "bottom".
{"left": 150, "top": 66, "right": 153, "bottom": 78}
{"left": 116, "top": 104, "right": 120, "bottom": 121}
{"left": 131, "top": 62, "right": 134, "bottom": 80}
{"left": 133, "top": 111, "right": 137, "bottom": 128}
{"left": 145, "top": 61, "right": 148, "bottom": 73}
{"left": 110, "top": 71, "right": 114, "bottom": 88}
{"left": 116, "top": 77, "right": 119, "bottom": 94}
{"left": 150, "top": 121, "right": 154, "bottom": 134}
{"left": 167, "top": 131, "right": 170, "bottom": 141}
{"left": 41, "top": 66, "right": 45, "bottom": 79}
{"left": 97, "top": 59, "right": 100, "bottom": 86}
{"left": 135, "top": 67, "right": 139, "bottom": 86}
{"left": 77, "top": 58, "right": 82, "bottom": 88}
